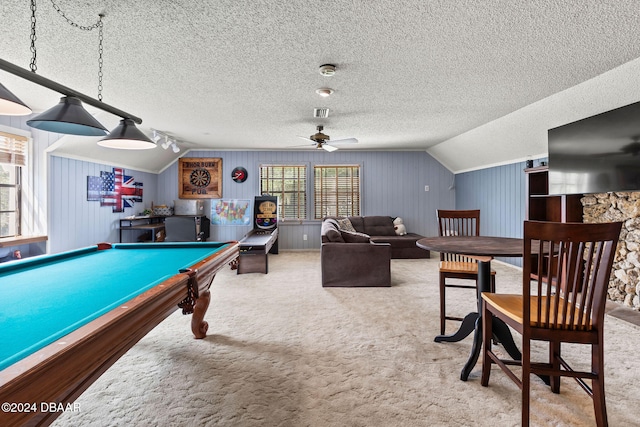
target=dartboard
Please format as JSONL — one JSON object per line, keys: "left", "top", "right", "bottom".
{"left": 189, "top": 168, "right": 211, "bottom": 188}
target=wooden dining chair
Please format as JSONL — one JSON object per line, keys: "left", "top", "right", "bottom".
{"left": 481, "top": 220, "right": 622, "bottom": 427}
{"left": 436, "top": 209, "right": 496, "bottom": 335}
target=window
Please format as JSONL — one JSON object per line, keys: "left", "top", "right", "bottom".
{"left": 0, "top": 131, "right": 26, "bottom": 238}
{"left": 259, "top": 165, "right": 307, "bottom": 220}
{"left": 314, "top": 165, "right": 360, "bottom": 219}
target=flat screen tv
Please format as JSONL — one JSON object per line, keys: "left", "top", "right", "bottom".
{"left": 548, "top": 100, "right": 640, "bottom": 195}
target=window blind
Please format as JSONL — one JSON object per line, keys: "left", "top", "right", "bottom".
{"left": 314, "top": 165, "right": 360, "bottom": 219}
{"left": 0, "top": 132, "right": 27, "bottom": 166}
{"left": 259, "top": 165, "right": 307, "bottom": 220}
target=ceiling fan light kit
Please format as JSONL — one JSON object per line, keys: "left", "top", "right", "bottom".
{"left": 298, "top": 125, "right": 357, "bottom": 152}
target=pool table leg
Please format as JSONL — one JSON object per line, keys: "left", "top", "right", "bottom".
{"left": 191, "top": 288, "right": 211, "bottom": 339}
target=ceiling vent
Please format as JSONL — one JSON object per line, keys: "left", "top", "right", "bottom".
{"left": 314, "top": 107, "right": 330, "bottom": 118}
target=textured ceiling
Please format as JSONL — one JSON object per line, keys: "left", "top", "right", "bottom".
{"left": 2, "top": 1, "right": 640, "bottom": 173}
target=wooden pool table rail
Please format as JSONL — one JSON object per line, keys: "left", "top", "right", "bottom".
{"left": 0, "top": 241, "right": 238, "bottom": 427}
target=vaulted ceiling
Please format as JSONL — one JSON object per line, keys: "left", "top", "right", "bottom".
{"left": 3, "top": 1, "right": 640, "bottom": 173}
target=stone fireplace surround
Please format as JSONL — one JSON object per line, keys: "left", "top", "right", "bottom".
{"left": 582, "top": 192, "right": 640, "bottom": 311}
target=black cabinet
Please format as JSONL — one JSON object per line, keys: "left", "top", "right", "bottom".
{"left": 164, "top": 216, "right": 210, "bottom": 242}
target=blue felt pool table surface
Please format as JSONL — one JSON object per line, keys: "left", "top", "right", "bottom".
{"left": 0, "top": 242, "right": 232, "bottom": 371}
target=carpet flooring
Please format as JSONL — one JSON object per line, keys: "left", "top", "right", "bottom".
{"left": 52, "top": 251, "right": 640, "bottom": 427}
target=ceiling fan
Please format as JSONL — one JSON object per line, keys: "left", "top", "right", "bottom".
{"left": 298, "top": 125, "right": 358, "bottom": 152}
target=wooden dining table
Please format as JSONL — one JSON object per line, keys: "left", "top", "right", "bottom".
{"left": 416, "top": 235, "right": 527, "bottom": 381}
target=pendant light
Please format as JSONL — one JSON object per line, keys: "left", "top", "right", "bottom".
{"left": 22, "top": 4, "right": 109, "bottom": 136}
{"left": 27, "top": 96, "right": 108, "bottom": 136}
{"left": 8, "top": 3, "right": 155, "bottom": 148}
{"left": 98, "top": 119, "right": 155, "bottom": 150}
{"left": 0, "top": 82, "right": 32, "bottom": 115}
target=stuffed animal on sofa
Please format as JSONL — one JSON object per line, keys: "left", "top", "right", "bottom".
{"left": 393, "top": 217, "right": 407, "bottom": 236}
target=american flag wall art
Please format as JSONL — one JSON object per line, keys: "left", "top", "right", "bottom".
{"left": 87, "top": 167, "right": 143, "bottom": 213}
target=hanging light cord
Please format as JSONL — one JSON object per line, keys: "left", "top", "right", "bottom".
{"left": 47, "top": 0, "right": 105, "bottom": 101}
{"left": 29, "top": 0, "right": 37, "bottom": 73}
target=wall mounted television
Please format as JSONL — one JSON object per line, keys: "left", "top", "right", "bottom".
{"left": 548, "top": 100, "right": 640, "bottom": 195}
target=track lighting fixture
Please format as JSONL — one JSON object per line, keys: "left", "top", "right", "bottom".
{"left": 151, "top": 129, "right": 162, "bottom": 143}
{"left": 151, "top": 128, "right": 182, "bottom": 154}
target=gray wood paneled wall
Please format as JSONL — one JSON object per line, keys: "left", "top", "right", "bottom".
{"left": 48, "top": 157, "right": 159, "bottom": 252}
{"left": 454, "top": 160, "right": 532, "bottom": 266}
{"left": 0, "top": 113, "right": 552, "bottom": 259}
{"left": 1, "top": 116, "right": 456, "bottom": 254}
{"left": 157, "top": 150, "right": 454, "bottom": 249}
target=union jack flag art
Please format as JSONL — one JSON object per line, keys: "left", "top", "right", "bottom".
{"left": 87, "top": 167, "right": 143, "bottom": 212}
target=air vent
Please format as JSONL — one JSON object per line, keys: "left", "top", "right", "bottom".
{"left": 314, "top": 107, "right": 330, "bottom": 118}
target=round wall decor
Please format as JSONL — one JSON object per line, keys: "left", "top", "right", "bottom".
{"left": 232, "top": 166, "right": 248, "bottom": 183}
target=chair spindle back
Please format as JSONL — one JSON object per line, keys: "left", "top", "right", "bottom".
{"left": 523, "top": 220, "right": 621, "bottom": 332}
{"left": 437, "top": 209, "right": 481, "bottom": 262}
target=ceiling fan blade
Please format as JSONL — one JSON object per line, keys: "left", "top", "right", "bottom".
{"left": 330, "top": 137, "right": 358, "bottom": 144}
{"left": 298, "top": 136, "right": 314, "bottom": 142}
{"left": 323, "top": 144, "right": 339, "bottom": 152}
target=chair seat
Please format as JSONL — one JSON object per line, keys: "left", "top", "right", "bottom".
{"left": 481, "top": 293, "right": 593, "bottom": 331}
{"left": 439, "top": 261, "right": 496, "bottom": 275}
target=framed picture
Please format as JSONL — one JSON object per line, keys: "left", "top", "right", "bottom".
{"left": 178, "top": 158, "right": 222, "bottom": 199}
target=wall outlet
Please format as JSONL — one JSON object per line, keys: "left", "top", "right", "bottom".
{"left": 424, "top": 185, "right": 430, "bottom": 192}
{"left": 303, "top": 234, "right": 308, "bottom": 241}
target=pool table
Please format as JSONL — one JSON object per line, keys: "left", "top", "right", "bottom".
{"left": 0, "top": 241, "right": 238, "bottom": 427}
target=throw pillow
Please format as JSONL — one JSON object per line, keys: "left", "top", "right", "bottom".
{"left": 336, "top": 217, "right": 357, "bottom": 233}
{"left": 341, "top": 230, "right": 371, "bottom": 243}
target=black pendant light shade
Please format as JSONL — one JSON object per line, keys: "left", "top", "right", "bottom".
{"left": 98, "top": 118, "right": 156, "bottom": 150}
{"left": 27, "top": 96, "right": 109, "bottom": 136}
{"left": 0, "top": 82, "right": 32, "bottom": 115}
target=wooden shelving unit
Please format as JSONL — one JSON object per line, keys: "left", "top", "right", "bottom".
{"left": 525, "top": 166, "right": 583, "bottom": 222}
{"left": 525, "top": 165, "right": 584, "bottom": 288}
{"left": 119, "top": 216, "right": 165, "bottom": 243}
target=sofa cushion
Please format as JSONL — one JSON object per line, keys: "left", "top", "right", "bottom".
{"left": 327, "top": 229, "right": 345, "bottom": 242}
{"left": 370, "top": 233, "right": 422, "bottom": 247}
{"left": 362, "top": 216, "right": 396, "bottom": 236}
{"left": 341, "top": 230, "right": 371, "bottom": 243}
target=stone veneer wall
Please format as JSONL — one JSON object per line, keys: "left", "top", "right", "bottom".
{"left": 582, "top": 192, "right": 640, "bottom": 311}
